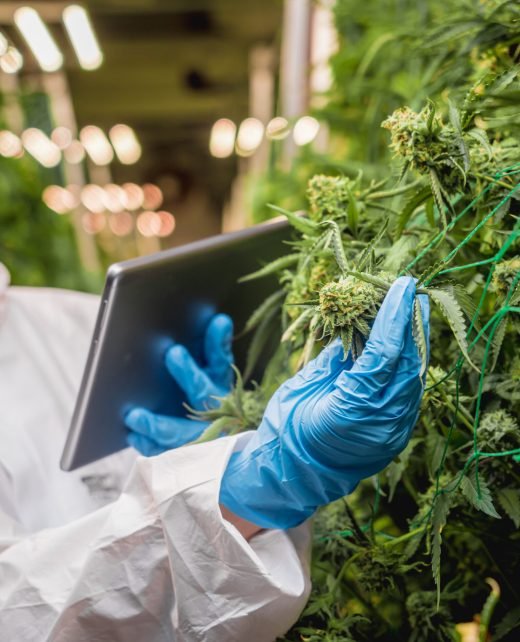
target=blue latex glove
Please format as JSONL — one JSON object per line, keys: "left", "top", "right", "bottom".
{"left": 125, "top": 313, "right": 234, "bottom": 456}
{"left": 219, "top": 277, "right": 430, "bottom": 529}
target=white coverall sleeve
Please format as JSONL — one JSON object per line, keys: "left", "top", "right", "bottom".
{"left": 0, "top": 434, "right": 311, "bottom": 642}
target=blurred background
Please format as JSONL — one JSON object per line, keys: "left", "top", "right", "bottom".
{"left": 0, "top": 0, "right": 337, "bottom": 290}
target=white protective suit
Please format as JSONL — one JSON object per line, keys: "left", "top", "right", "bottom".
{"left": 0, "top": 263, "right": 311, "bottom": 641}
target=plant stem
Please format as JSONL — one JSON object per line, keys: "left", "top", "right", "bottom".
{"left": 366, "top": 179, "right": 423, "bottom": 200}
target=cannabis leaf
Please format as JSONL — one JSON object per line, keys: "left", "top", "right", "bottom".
{"left": 267, "top": 204, "right": 318, "bottom": 235}
{"left": 395, "top": 184, "right": 432, "bottom": 235}
{"left": 460, "top": 468, "right": 501, "bottom": 519}
{"left": 431, "top": 493, "right": 453, "bottom": 607}
{"left": 242, "top": 289, "right": 285, "bottom": 335}
{"left": 497, "top": 488, "right": 520, "bottom": 528}
{"left": 239, "top": 253, "right": 300, "bottom": 282}
{"left": 413, "top": 299, "right": 428, "bottom": 378}
{"left": 428, "top": 287, "right": 480, "bottom": 372}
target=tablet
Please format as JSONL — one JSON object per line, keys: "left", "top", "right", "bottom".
{"left": 60, "top": 219, "right": 290, "bottom": 470}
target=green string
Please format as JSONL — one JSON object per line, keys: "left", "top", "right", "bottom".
{"left": 331, "top": 166, "right": 520, "bottom": 544}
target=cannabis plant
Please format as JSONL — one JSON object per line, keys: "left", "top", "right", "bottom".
{"left": 195, "top": 2, "right": 520, "bottom": 640}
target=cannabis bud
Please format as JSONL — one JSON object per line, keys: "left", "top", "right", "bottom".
{"left": 319, "top": 276, "right": 384, "bottom": 339}
{"left": 306, "top": 174, "right": 353, "bottom": 223}
{"left": 381, "top": 104, "right": 467, "bottom": 193}
{"left": 492, "top": 256, "right": 520, "bottom": 297}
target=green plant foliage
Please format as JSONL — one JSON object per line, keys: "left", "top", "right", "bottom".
{"left": 0, "top": 155, "right": 90, "bottom": 290}
{"left": 199, "top": 2, "right": 520, "bottom": 640}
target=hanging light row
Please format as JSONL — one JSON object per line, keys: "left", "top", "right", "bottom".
{"left": 42, "top": 182, "right": 175, "bottom": 238}
{"left": 209, "top": 115, "right": 320, "bottom": 159}
{"left": 0, "top": 124, "right": 141, "bottom": 167}
{"left": 0, "top": 5, "right": 102, "bottom": 74}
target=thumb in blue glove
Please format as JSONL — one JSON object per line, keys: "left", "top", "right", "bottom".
{"left": 219, "top": 276, "right": 430, "bottom": 530}
{"left": 126, "top": 313, "right": 234, "bottom": 455}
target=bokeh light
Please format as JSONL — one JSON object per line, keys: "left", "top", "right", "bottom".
{"left": 64, "top": 140, "right": 86, "bottom": 164}
{"left": 108, "top": 211, "right": 134, "bottom": 236}
{"left": 236, "top": 117, "right": 264, "bottom": 156}
{"left": 102, "top": 183, "right": 126, "bottom": 213}
{"left": 156, "top": 211, "right": 176, "bottom": 237}
{"left": 80, "top": 125, "right": 114, "bottom": 165}
{"left": 109, "top": 124, "right": 142, "bottom": 164}
{"left": 21, "top": 128, "right": 61, "bottom": 167}
{"left": 42, "top": 185, "right": 78, "bottom": 214}
{"left": 122, "top": 183, "right": 144, "bottom": 210}
{"left": 81, "top": 212, "right": 106, "bottom": 234}
{"left": 209, "top": 118, "right": 236, "bottom": 158}
{"left": 80, "top": 184, "right": 106, "bottom": 213}
{"left": 293, "top": 116, "right": 320, "bottom": 146}
{"left": 0, "top": 131, "right": 23, "bottom": 157}
{"left": 136, "top": 210, "right": 161, "bottom": 237}
{"left": 142, "top": 183, "right": 163, "bottom": 210}
{"left": 266, "top": 117, "right": 290, "bottom": 140}
{"left": 0, "top": 46, "right": 23, "bottom": 74}
{"left": 51, "top": 126, "right": 73, "bottom": 149}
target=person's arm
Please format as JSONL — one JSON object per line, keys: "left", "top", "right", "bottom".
{"left": 220, "top": 504, "right": 263, "bottom": 541}
{"left": 219, "top": 277, "right": 430, "bottom": 530}
{"left": 0, "top": 437, "right": 309, "bottom": 641}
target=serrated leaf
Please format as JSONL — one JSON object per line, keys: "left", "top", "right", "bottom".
{"left": 461, "top": 469, "right": 501, "bottom": 519}
{"left": 395, "top": 185, "right": 432, "bottom": 235}
{"left": 386, "top": 438, "right": 420, "bottom": 501}
{"left": 239, "top": 253, "right": 300, "bottom": 282}
{"left": 321, "top": 220, "right": 349, "bottom": 274}
{"left": 241, "top": 289, "right": 285, "bottom": 335}
{"left": 346, "top": 270, "right": 393, "bottom": 291}
{"left": 382, "top": 234, "right": 417, "bottom": 272}
{"left": 431, "top": 493, "right": 452, "bottom": 606}
{"left": 497, "top": 488, "right": 520, "bottom": 528}
{"left": 467, "top": 128, "right": 493, "bottom": 159}
{"left": 429, "top": 168, "right": 449, "bottom": 228}
{"left": 428, "top": 287, "right": 480, "bottom": 372}
{"left": 489, "top": 315, "right": 508, "bottom": 372}
{"left": 356, "top": 218, "right": 389, "bottom": 271}
{"left": 281, "top": 307, "right": 315, "bottom": 343}
{"left": 425, "top": 197, "right": 435, "bottom": 227}
{"left": 448, "top": 99, "right": 470, "bottom": 171}
{"left": 267, "top": 204, "right": 317, "bottom": 235}
{"left": 413, "top": 298, "right": 428, "bottom": 378}
{"left": 340, "top": 325, "right": 354, "bottom": 360}
{"left": 243, "top": 301, "right": 280, "bottom": 380}
{"left": 426, "top": 99, "right": 437, "bottom": 132}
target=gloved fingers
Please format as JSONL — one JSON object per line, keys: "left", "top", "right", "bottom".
{"left": 281, "top": 337, "right": 349, "bottom": 393}
{"left": 417, "top": 291, "right": 431, "bottom": 376}
{"left": 126, "top": 432, "right": 165, "bottom": 457}
{"left": 204, "top": 313, "right": 234, "bottom": 390}
{"left": 125, "top": 407, "right": 208, "bottom": 447}
{"left": 165, "top": 344, "right": 220, "bottom": 410}
{"left": 333, "top": 276, "right": 416, "bottom": 396}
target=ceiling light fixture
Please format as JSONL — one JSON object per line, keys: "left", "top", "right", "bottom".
{"left": 209, "top": 119, "right": 236, "bottom": 158}
{"left": 64, "top": 140, "right": 86, "bottom": 164}
{"left": 63, "top": 5, "right": 103, "bottom": 71}
{"left": 293, "top": 116, "right": 320, "bottom": 146}
{"left": 14, "top": 7, "right": 63, "bottom": 72}
{"left": 21, "top": 128, "right": 61, "bottom": 167}
{"left": 80, "top": 125, "right": 114, "bottom": 165}
{"left": 0, "top": 131, "right": 23, "bottom": 157}
{"left": 0, "top": 47, "right": 23, "bottom": 74}
{"left": 236, "top": 118, "right": 264, "bottom": 157}
{"left": 0, "top": 32, "right": 9, "bottom": 56}
{"left": 109, "top": 124, "right": 142, "bottom": 164}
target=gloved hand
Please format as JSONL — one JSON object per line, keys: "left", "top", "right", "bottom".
{"left": 219, "top": 277, "right": 430, "bottom": 530}
{"left": 125, "top": 313, "right": 234, "bottom": 456}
